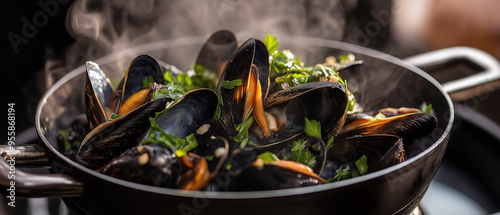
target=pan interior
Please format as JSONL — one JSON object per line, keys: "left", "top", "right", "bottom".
{"left": 36, "top": 34, "right": 453, "bottom": 198}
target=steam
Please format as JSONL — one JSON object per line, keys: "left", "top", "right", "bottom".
{"left": 62, "top": 0, "right": 346, "bottom": 71}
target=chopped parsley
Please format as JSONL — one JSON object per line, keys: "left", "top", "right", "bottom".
{"left": 221, "top": 79, "right": 243, "bottom": 89}
{"left": 58, "top": 130, "right": 72, "bottom": 151}
{"left": 419, "top": 102, "right": 433, "bottom": 114}
{"left": 304, "top": 118, "right": 321, "bottom": 138}
{"left": 329, "top": 155, "right": 369, "bottom": 182}
{"left": 257, "top": 151, "right": 279, "bottom": 163}
{"left": 282, "top": 139, "right": 317, "bottom": 168}
{"left": 141, "top": 114, "right": 198, "bottom": 152}
{"left": 265, "top": 34, "right": 358, "bottom": 112}
{"left": 231, "top": 116, "right": 256, "bottom": 148}
{"left": 355, "top": 155, "right": 368, "bottom": 175}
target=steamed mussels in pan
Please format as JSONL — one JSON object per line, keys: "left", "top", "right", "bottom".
{"left": 58, "top": 30, "right": 437, "bottom": 191}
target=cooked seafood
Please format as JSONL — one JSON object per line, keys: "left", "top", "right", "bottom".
{"left": 59, "top": 31, "right": 438, "bottom": 191}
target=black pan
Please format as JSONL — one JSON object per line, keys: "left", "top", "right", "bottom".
{"left": 0, "top": 34, "right": 463, "bottom": 214}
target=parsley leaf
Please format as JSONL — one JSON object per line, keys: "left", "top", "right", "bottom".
{"left": 304, "top": 118, "right": 321, "bottom": 138}
{"left": 283, "top": 139, "right": 317, "bottom": 168}
{"left": 419, "top": 102, "right": 432, "bottom": 114}
{"left": 373, "top": 112, "right": 386, "bottom": 121}
{"left": 333, "top": 166, "right": 352, "bottom": 181}
{"left": 141, "top": 117, "right": 198, "bottom": 151}
{"left": 57, "top": 130, "right": 72, "bottom": 151}
{"left": 265, "top": 34, "right": 279, "bottom": 55}
{"left": 355, "top": 155, "right": 368, "bottom": 175}
{"left": 221, "top": 79, "right": 243, "bottom": 89}
{"left": 326, "top": 136, "right": 335, "bottom": 151}
{"left": 231, "top": 116, "right": 254, "bottom": 148}
{"left": 257, "top": 151, "right": 279, "bottom": 163}
{"left": 329, "top": 155, "right": 368, "bottom": 182}
{"left": 142, "top": 76, "right": 155, "bottom": 88}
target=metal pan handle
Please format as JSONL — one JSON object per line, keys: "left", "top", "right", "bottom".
{"left": 404, "top": 46, "right": 500, "bottom": 95}
{"left": 0, "top": 135, "right": 83, "bottom": 198}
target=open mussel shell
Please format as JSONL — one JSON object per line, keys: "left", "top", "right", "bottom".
{"left": 216, "top": 38, "right": 270, "bottom": 135}
{"left": 230, "top": 159, "right": 326, "bottom": 191}
{"left": 337, "top": 112, "right": 438, "bottom": 142}
{"left": 118, "top": 54, "right": 164, "bottom": 114}
{"left": 274, "top": 135, "right": 326, "bottom": 175}
{"left": 147, "top": 88, "right": 219, "bottom": 139}
{"left": 320, "top": 134, "right": 406, "bottom": 180}
{"left": 247, "top": 133, "right": 327, "bottom": 175}
{"left": 84, "top": 61, "right": 114, "bottom": 130}
{"left": 76, "top": 97, "right": 173, "bottom": 169}
{"left": 194, "top": 30, "right": 238, "bottom": 78}
{"left": 263, "top": 81, "right": 348, "bottom": 143}
{"left": 98, "top": 144, "right": 180, "bottom": 188}
{"left": 194, "top": 136, "right": 230, "bottom": 178}
{"left": 99, "top": 143, "right": 213, "bottom": 191}
{"left": 206, "top": 134, "right": 326, "bottom": 191}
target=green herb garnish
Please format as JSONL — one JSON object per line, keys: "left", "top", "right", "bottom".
{"left": 265, "top": 34, "right": 279, "bottom": 55}
{"left": 304, "top": 118, "right": 321, "bottom": 138}
{"left": 141, "top": 117, "right": 198, "bottom": 151}
{"left": 355, "top": 155, "right": 368, "bottom": 175}
{"left": 58, "top": 130, "right": 72, "bottom": 151}
{"left": 329, "top": 155, "right": 369, "bottom": 182}
{"left": 257, "top": 151, "right": 279, "bottom": 163}
{"left": 372, "top": 112, "right": 386, "bottom": 121}
{"left": 420, "top": 102, "right": 432, "bottom": 114}
{"left": 221, "top": 79, "right": 243, "bottom": 89}
{"left": 283, "top": 139, "right": 317, "bottom": 168}
{"left": 231, "top": 116, "right": 255, "bottom": 148}
{"left": 333, "top": 166, "right": 352, "bottom": 181}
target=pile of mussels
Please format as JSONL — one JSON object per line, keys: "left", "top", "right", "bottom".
{"left": 59, "top": 30, "right": 437, "bottom": 191}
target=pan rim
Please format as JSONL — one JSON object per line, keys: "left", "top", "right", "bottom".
{"left": 35, "top": 33, "right": 454, "bottom": 199}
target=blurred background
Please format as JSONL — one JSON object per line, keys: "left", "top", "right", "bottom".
{"left": 2, "top": 0, "right": 500, "bottom": 214}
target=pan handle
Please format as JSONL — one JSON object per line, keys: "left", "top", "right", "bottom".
{"left": 404, "top": 46, "right": 500, "bottom": 95}
{"left": 0, "top": 144, "right": 83, "bottom": 198}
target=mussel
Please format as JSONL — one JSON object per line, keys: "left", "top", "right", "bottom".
{"left": 99, "top": 144, "right": 180, "bottom": 188}
{"left": 338, "top": 112, "right": 438, "bottom": 142}
{"left": 194, "top": 30, "right": 238, "bottom": 80}
{"left": 84, "top": 61, "right": 114, "bottom": 130}
{"left": 99, "top": 144, "right": 212, "bottom": 190}
{"left": 77, "top": 97, "right": 173, "bottom": 169}
{"left": 144, "top": 89, "right": 219, "bottom": 140}
{"left": 230, "top": 158, "right": 326, "bottom": 191}
{"left": 216, "top": 38, "right": 271, "bottom": 138}
{"left": 117, "top": 54, "right": 164, "bottom": 114}
{"left": 320, "top": 134, "right": 406, "bottom": 181}
{"left": 263, "top": 81, "right": 348, "bottom": 144}
{"left": 84, "top": 55, "right": 165, "bottom": 131}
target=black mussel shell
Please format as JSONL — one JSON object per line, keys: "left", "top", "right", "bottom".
{"left": 85, "top": 61, "right": 114, "bottom": 129}
{"left": 264, "top": 81, "right": 348, "bottom": 143}
{"left": 231, "top": 160, "right": 326, "bottom": 191}
{"left": 216, "top": 38, "right": 270, "bottom": 136}
{"left": 194, "top": 136, "right": 230, "bottom": 178}
{"left": 194, "top": 30, "right": 238, "bottom": 78}
{"left": 254, "top": 134, "right": 327, "bottom": 175}
{"left": 77, "top": 97, "right": 173, "bottom": 169}
{"left": 99, "top": 144, "right": 180, "bottom": 188}
{"left": 337, "top": 112, "right": 438, "bottom": 142}
{"left": 320, "top": 135, "right": 406, "bottom": 180}
{"left": 118, "top": 55, "right": 164, "bottom": 114}
{"left": 148, "top": 89, "right": 218, "bottom": 139}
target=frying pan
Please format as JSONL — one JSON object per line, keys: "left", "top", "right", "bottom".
{"left": 1, "top": 34, "right": 499, "bottom": 215}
